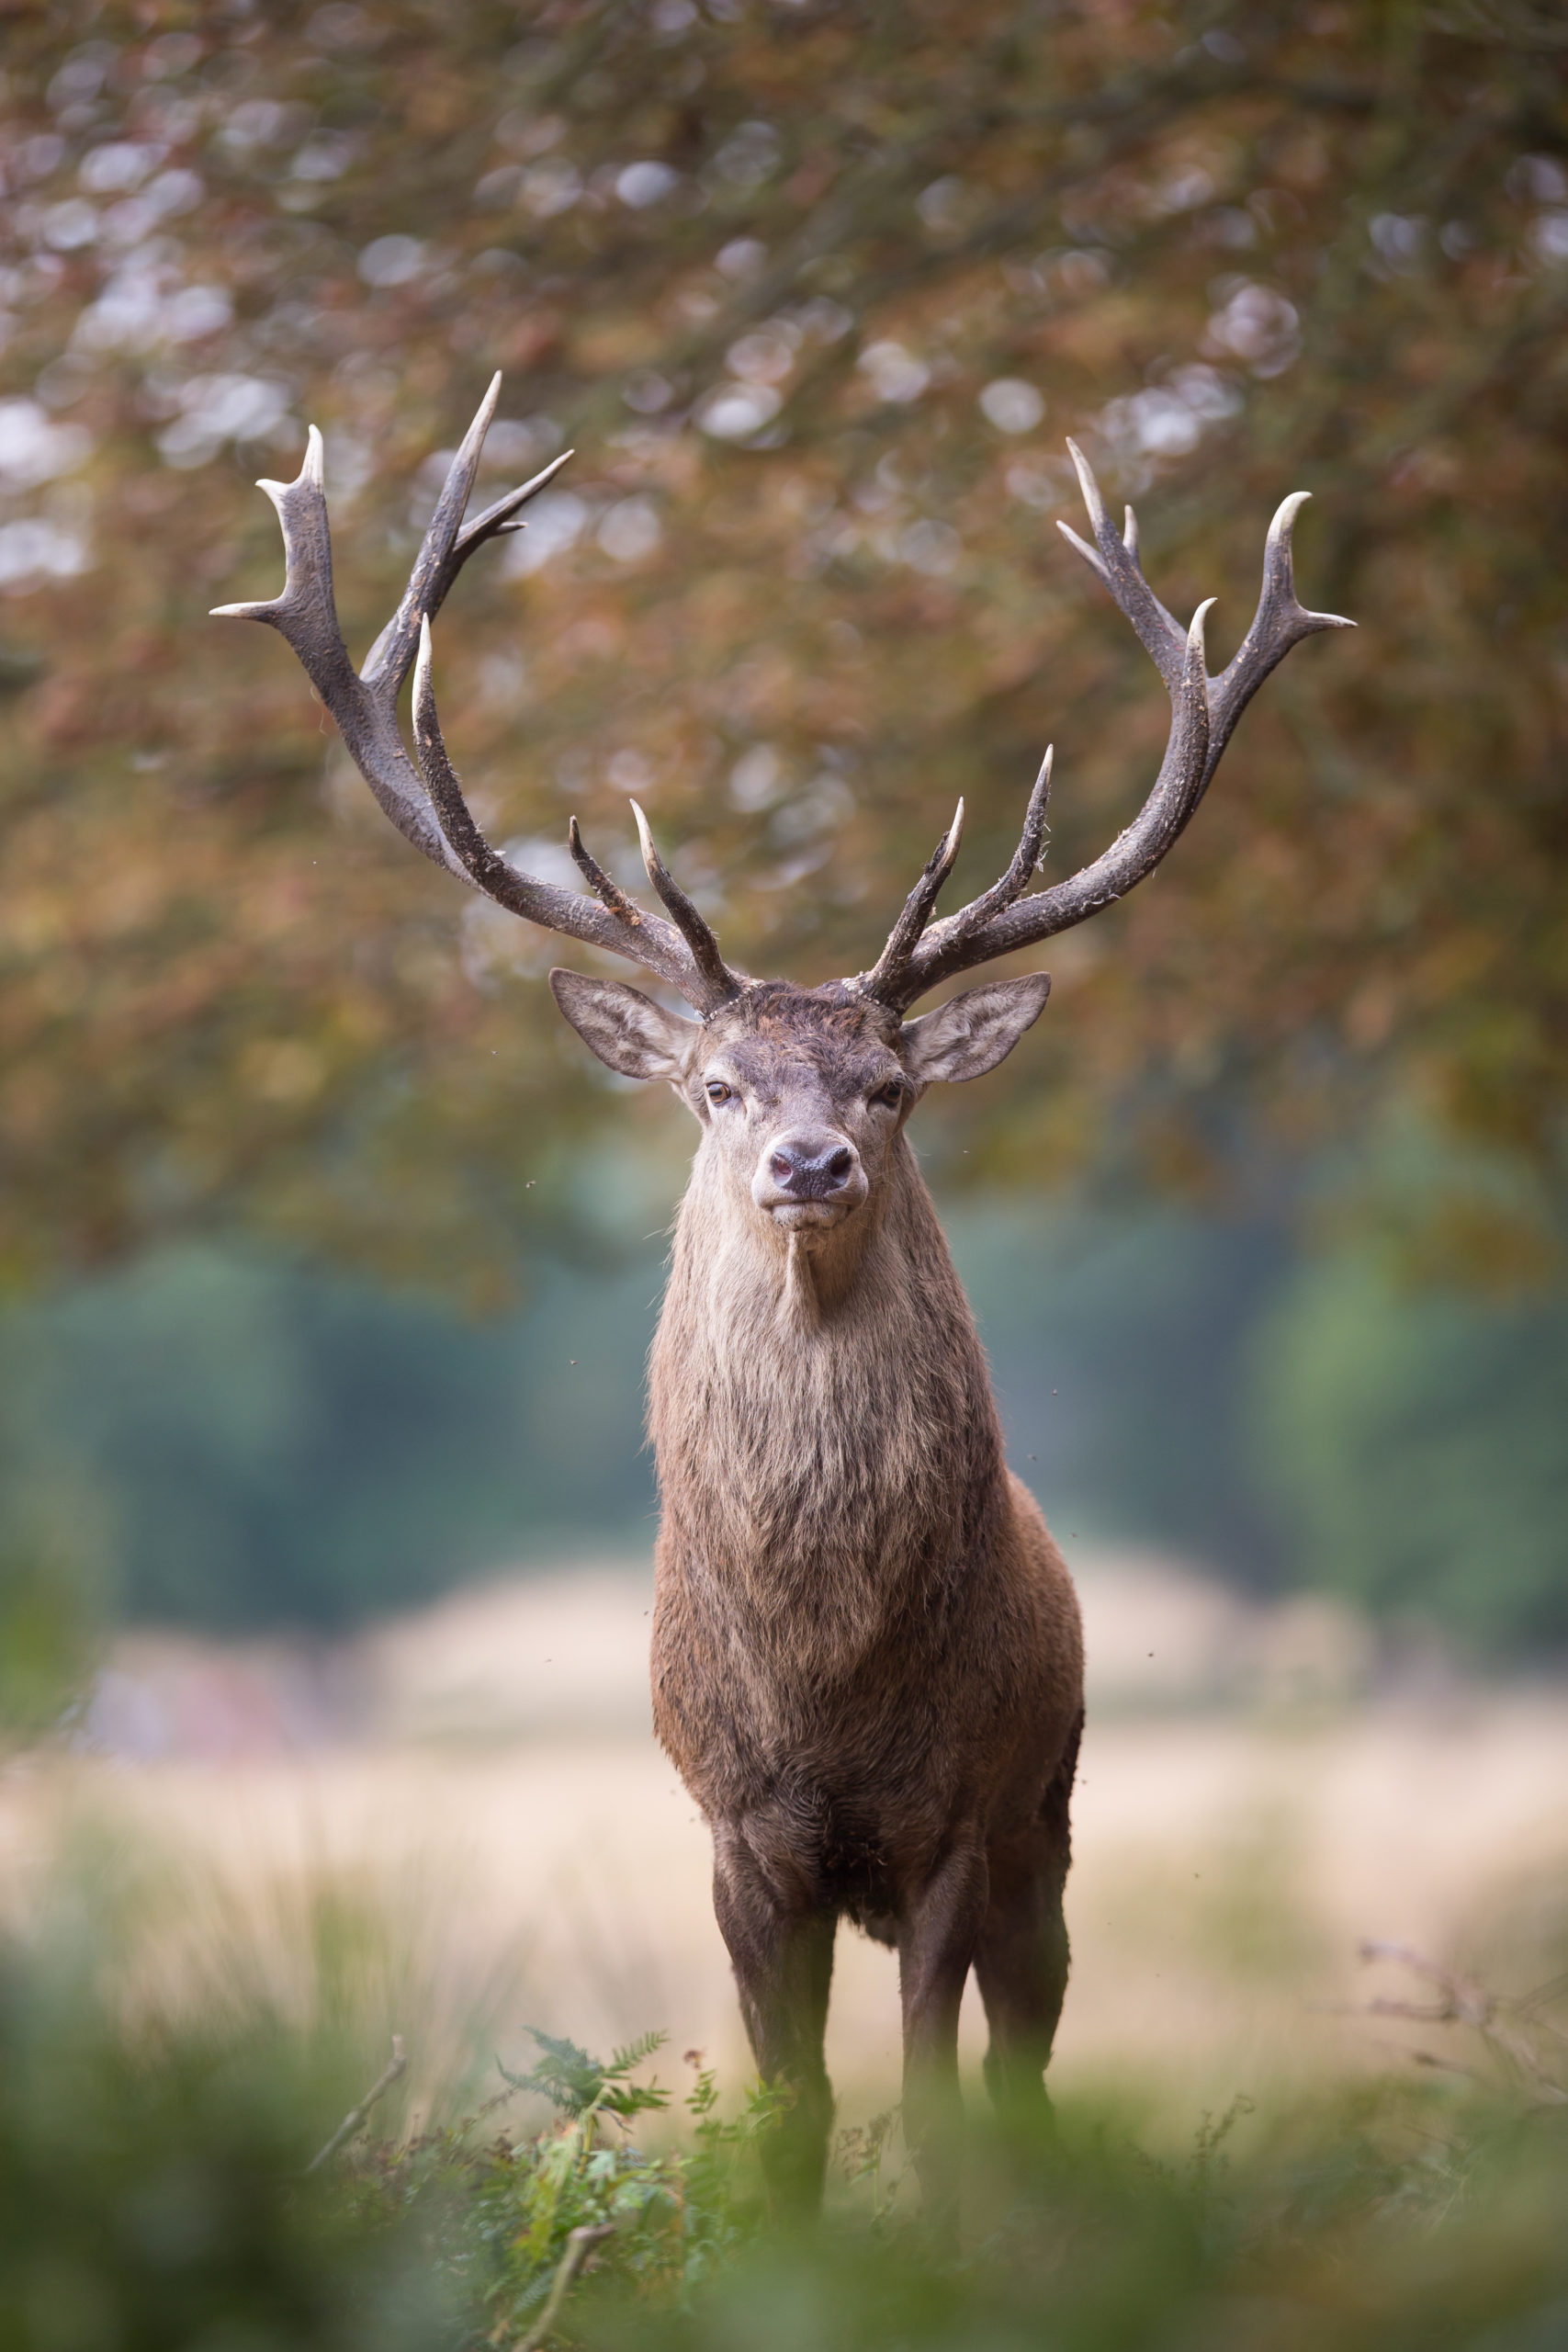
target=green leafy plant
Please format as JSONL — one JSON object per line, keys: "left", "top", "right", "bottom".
{"left": 498, "top": 2028, "right": 672, "bottom": 2125}
{"left": 363, "top": 2036, "right": 785, "bottom": 2341}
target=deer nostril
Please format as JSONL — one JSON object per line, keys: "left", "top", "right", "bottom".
{"left": 767, "top": 1140, "right": 859, "bottom": 1200}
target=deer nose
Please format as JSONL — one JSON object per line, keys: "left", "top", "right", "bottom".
{"left": 767, "top": 1138, "right": 859, "bottom": 1200}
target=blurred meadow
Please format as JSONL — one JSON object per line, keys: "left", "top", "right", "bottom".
{"left": 2, "top": 0, "right": 1568, "bottom": 2344}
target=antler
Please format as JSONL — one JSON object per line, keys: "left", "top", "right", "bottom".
{"left": 855, "top": 441, "right": 1353, "bottom": 1012}
{"left": 212, "top": 376, "right": 745, "bottom": 1016}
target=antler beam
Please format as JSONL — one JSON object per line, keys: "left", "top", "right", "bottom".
{"left": 213, "top": 377, "right": 744, "bottom": 1015}
{"left": 856, "top": 444, "right": 1352, "bottom": 1011}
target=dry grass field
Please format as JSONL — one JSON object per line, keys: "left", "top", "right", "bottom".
{"left": 5, "top": 1555, "right": 1565, "bottom": 2139}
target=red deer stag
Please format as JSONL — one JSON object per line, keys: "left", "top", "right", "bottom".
{"left": 216, "top": 375, "right": 1348, "bottom": 2222}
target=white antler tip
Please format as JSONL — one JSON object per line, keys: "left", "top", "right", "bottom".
{"left": 303, "top": 424, "right": 325, "bottom": 486}
{"left": 629, "top": 798, "right": 659, "bottom": 872}
{"left": 1065, "top": 436, "right": 1108, "bottom": 527}
{"left": 467, "top": 374, "right": 503, "bottom": 445}
{"left": 1187, "top": 595, "right": 1217, "bottom": 654}
{"left": 1267, "top": 489, "right": 1312, "bottom": 546}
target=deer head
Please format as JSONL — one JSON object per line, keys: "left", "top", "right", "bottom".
{"left": 549, "top": 967, "right": 1054, "bottom": 1244}
{"left": 214, "top": 372, "right": 1350, "bottom": 1250}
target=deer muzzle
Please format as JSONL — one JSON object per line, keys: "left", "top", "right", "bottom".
{"left": 752, "top": 1135, "right": 867, "bottom": 1228}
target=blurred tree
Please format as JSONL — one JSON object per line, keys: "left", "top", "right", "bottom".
{"left": 949, "top": 1199, "right": 1292, "bottom": 1581}
{"left": 0, "top": 1, "right": 1565, "bottom": 1292}
{"left": 1250, "top": 1242, "right": 1568, "bottom": 1657}
{"left": 0, "top": 1240, "right": 660, "bottom": 1634}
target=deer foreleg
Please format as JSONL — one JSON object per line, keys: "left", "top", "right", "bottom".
{"left": 897, "top": 1830, "right": 989, "bottom": 2239}
{"left": 711, "top": 1826, "right": 837, "bottom": 2213}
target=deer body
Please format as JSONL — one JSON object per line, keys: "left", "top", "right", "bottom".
{"left": 649, "top": 1060, "right": 1084, "bottom": 2205}
{"left": 542, "top": 968, "right": 1087, "bottom": 2210}
{"left": 218, "top": 375, "right": 1348, "bottom": 2225}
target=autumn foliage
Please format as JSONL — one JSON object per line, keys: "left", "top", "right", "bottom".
{"left": 1, "top": 1, "right": 1564, "bottom": 1287}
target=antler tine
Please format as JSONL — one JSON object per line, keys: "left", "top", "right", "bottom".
{"left": 361, "top": 373, "right": 577, "bottom": 695}
{"left": 449, "top": 446, "right": 575, "bottom": 552}
{"left": 411, "top": 617, "right": 724, "bottom": 1003}
{"left": 357, "top": 371, "right": 502, "bottom": 698}
{"left": 568, "top": 814, "right": 648, "bottom": 931}
{"left": 212, "top": 424, "right": 455, "bottom": 873}
{"left": 410, "top": 611, "right": 524, "bottom": 903}
{"left": 361, "top": 446, "right": 576, "bottom": 686}
{"left": 1206, "top": 489, "right": 1355, "bottom": 775}
{"left": 906, "top": 750, "right": 1054, "bottom": 986}
{"left": 861, "top": 800, "right": 965, "bottom": 1007}
{"left": 629, "top": 801, "right": 744, "bottom": 1008}
{"left": 1056, "top": 438, "right": 1187, "bottom": 692}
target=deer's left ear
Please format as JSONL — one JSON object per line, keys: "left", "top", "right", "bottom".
{"left": 901, "top": 971, "right": 1052, "bottom": 1084}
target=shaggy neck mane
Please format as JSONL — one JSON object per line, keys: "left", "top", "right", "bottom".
{"left": 649, "top": 1135, "right": 1006, "bottom": 1609}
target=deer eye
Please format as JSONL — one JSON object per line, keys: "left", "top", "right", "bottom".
{"left": 872, "top": 1080, "right": 904, "bottom": 1110}
{"left": 705, "top": 1080, "right": 734, "bottom": 1104}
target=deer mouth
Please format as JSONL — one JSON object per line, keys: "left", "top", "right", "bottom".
{"left": 767, "top": 1197, "right": 853, "bottom": 1232}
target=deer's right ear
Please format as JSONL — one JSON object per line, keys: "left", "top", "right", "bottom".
{"left": 548, "top": 970, "right": 695, "bottom": 1080}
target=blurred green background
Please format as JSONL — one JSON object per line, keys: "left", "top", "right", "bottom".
{"left": 6, "top": 1180, "right": 1568, "bottom": 1657}
{"left": 1, "top": 0, "right": 1565, "bottom": 1676}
